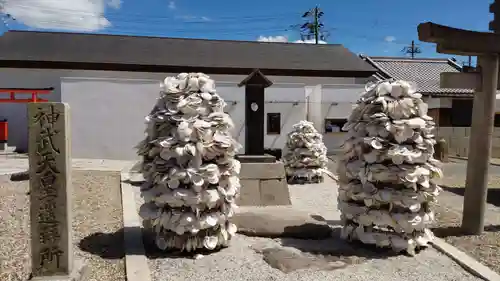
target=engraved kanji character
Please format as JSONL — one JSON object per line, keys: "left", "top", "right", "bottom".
{"left": 40, "top": 171, "right": 56, "bottom": 186}
{"left": 37, "top": 126, "right": 60, "bottom": 154}
{"left": 39, "top": 246, "right": 63, "bottom": 268}
{"left": 33, "top": 105, "right": 60, "bottom": 128}
{"left": 38, "top": 199, "right": 57, "bottom": 223}
{"left": 38, "top": 222, "right": 60, "bottom": 244}
{"left": 39, "top": 171, "right": 58, "bottom": 199}
{"left": 36, "top": 151, "right": 59, "bottom": 174}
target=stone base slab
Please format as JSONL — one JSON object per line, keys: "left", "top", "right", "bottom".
{"left": 30, "top": 259, "right": 89, "bottom": 281}
{"left": 237, "top": 161, "right": 291, "bottom": 206}
{"left": 236, "top": 154, "right": 276, "bottom": 163}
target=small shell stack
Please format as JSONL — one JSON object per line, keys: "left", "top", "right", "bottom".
{"left": 283, "top": 120, "right": 329, "bottom": 184}
{"left": 136, "top": 73, "right": 242, "bottom": 252}
{"left": 337, "top": 79, "right": 443, "bottom": 256}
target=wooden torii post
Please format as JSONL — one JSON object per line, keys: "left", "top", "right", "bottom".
{"left": 417, "top": 1, "right": 500, "bottom": 235}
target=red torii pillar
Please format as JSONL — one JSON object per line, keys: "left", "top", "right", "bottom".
{"left": 0, "top": 88, "right": 53, "bottom": 103}
{"left": 0, "top": 87, "right": 53, "bottom": 150}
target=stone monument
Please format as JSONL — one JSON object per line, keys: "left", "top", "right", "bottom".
{"left": 27, "top": 103, "right": 86, "bottom": 281}
{"left": 236, "top": 69, "right": 291, "bottom": 206}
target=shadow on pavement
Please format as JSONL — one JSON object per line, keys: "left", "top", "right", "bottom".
{"left": 79, "top": 227, "right": 226, "bottom": 260}
{"left": 280, "top": 233, "right": 412, "bottom": 259}
{"left": 433, "top": 224, "right": 500, "bottom": 238}
{"left": 442, "top": 186, "right": 500, "bottom": 208}
{"left": 79, "top": 229, "right": 125, "bottom": 259}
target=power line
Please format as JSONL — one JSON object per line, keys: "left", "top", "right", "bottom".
{"left": 2, "top": 3, "right": 301, "bottom": 22}
{"left": 401, "top": 40, "right": 422, "bottom": 59}
{"left": 1, "top": 3, "right": 440, "bottom": 28}
{"left": 1, "top": 3, "right": 446, "bottom": 46}
{"left": 0, "top": 17, "right": 439, "bottom": 48}
{"left": 0, "top": 5, "right": 448, "bottom": 49}
{"left": 3, "top": 21, "right": 437, "bottom": 48}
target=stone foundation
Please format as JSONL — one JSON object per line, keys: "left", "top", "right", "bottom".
{"left": 236, "top": 158, "right": 291, "bottom": 206}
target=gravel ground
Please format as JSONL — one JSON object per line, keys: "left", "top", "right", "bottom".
{"left": 433, "top": 189, "right": 500, "bottom": 275}
{"left": 146, "top": 234, "right": 482, "bottom": 281}
{"left": 133, "top": 175, "right": 482, "bottom": 281}
{"left": 0, "top": 170, "right": 125, "bottom": 281}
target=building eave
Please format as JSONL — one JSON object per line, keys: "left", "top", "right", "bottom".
{"left": 0, "top": 60, "right": 376, "bottom": 78}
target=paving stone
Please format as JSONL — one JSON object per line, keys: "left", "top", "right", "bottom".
{"left": 232, "top": 206, "right": 333, "bottom": 239}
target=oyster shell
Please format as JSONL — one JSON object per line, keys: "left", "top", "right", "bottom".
{"left": 283, "top": 120, "right": 329, "bottom": 183}
{"left": 337, "top": 79, "right": 442, "bottom": 255}
{"left": 137, "top": 73, "right": 242, "bottom": 252}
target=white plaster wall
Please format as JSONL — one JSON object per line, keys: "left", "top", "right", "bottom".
{"left": 0, "top": 67, "right": 361, "bottom": 158}
{"left": 60, "top": 78, "right": 308, "bottom": 160}
{"left": 425, "top": 97, "right": 452, "bottom": 109}
{"left": 207, "top": 82, "right": 307, "bottom": 154}
{"left": 264, "top": 84, "right": 307, "bottom": 150}
{"left": 61, "top": 77, "right": 161, "bottom": 160}
{"left": 215, "top": 83, "right": 246, "bottom": 149}
{"left": 0, "top": 69, "right": 62, "bottom": 152}
{"left": 321, "top": 84, "right": 365, "bottom": 151}
{"left": 306, "top": 85, "right": 322, "bottom": 132}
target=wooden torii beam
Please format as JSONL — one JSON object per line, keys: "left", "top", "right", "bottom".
{"left": 418, "top": 3, "right": 500, "bottom": 235}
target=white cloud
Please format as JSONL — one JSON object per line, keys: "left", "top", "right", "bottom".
{"left": 384, "top": 36, "right": 396, "bottom": 42}
{"left": 294, "top": 39, "right": 327, "bottom": 44}
{"left": 168, "top": 1, "right": 176, "bottom": 10}
{"left": 1, "top": 0, "right": 120, "bottom": 32}
{"left": 257, "top": 35, "right": 327, "bottom": 44}
{"left": 176, "top": 15, "right": 211, "bottom": 22}
{"left": 107, "top": 0, "right": 122, "bottom": 9}
{"left": 257, "top": 35, "right": 288, "bottom": 42}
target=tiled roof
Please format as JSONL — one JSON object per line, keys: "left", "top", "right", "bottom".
{"left": 360, "top": 55, "right": 474, "bottom": 97}
{"left": 0, "top": 30, "right": 376, "bottom": 77}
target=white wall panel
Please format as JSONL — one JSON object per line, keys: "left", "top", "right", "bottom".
{"left": 0, "top": 67, "right": 364, "bottom": 158}
{"left": 61, "top": 77, "right": 160, "bottom": 160}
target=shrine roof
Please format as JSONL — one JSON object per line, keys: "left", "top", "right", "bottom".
{"left": 360, "top": 55, "right": 474, "bottom": 98}
{"left": 0, "top": 30, "right": 376, "bottom": 78}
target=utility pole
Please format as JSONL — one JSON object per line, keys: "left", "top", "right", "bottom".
{"left": 295, "top": 6, "right": 327, "bottom": 44}
{"left": 313, "top": 6, "right": 319, "bottom": 44}
{"left": 402, "top": 40, "right": 422, "bottom": 59}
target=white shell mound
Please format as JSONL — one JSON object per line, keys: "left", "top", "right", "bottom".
{"left": 283, "top": 120, "right": 328, "bottom": 183}
{"left": 136, "top": 73, "right": 242, "bottom": 252}
{"left": 337, "top": 79, "right": 443, "bottom": 255}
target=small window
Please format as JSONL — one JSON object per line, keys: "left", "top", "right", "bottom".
{"left": 324, "top": 118, "right": 347, "bottom": 133}
{"left": 267, "top": 113, "right": 281, "bottom": 134}
{"left": 495, "top": 113, "right": 500, "bottom": 127}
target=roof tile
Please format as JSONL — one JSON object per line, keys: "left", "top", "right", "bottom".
{"left": 0, "top": 31, "right": 377, "bottom": 76}
{"left": 362, "top": 56, "right": 474, "bottom": 97}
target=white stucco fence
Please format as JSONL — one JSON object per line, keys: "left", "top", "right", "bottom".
{"left": 0, "top": 68, "right": 366, "bottom": 160}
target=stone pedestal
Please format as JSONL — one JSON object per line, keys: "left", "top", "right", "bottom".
{"left": 30, "top": 259, "right": 88, "bottom": 281}
{"left": 237, "top": 154, "right": 275, "bottom": 163}
{"left": 236, "top": 155, "right": 291, "bottom": 206}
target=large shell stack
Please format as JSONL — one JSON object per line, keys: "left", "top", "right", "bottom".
{"left": 337, "top": 79, "right": 443, "bottom": 256}
{"left": 283, "top": 120, "right": 329, "bottom": 184}
{"left": 136, "top": 73, "right": 242, "bottom": 252}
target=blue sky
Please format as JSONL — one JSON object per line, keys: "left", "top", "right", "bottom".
{"left": 0, "top": 0, "right": 493, "bottom": 65}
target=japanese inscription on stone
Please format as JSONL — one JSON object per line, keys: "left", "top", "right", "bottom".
{"left": 28, "top": 103, "right": 72, "bottom": 278}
